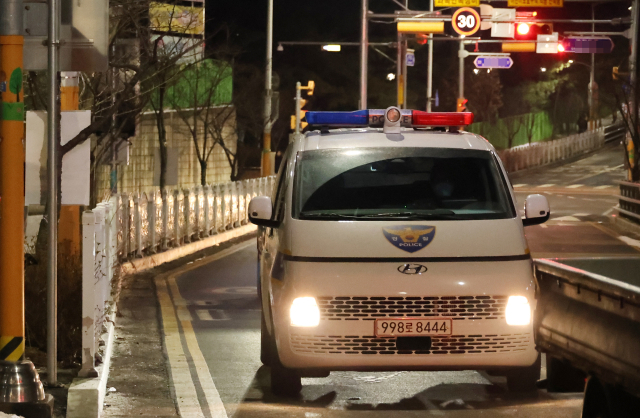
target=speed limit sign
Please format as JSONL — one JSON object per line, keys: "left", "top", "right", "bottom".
{"left": 451, "top": 8, "right": 481, "bottom": 36}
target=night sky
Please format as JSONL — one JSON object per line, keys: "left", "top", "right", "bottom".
{"left": 205, "top": 0, "right": 633, "bottom": 146}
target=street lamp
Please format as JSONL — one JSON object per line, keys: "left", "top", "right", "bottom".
{"left": 387, "top": 73, "right": 396, "bottom": 81}
{"left": 322, "top": 44, "right": 341, "bottom": 52}
{"left": 541, "top": 67, "right": 547, "bottom": 72}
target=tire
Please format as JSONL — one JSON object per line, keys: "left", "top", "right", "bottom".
{"left": 506, "top": 355, "right": 541, "bottom": 392}
{"left": 260, "top": 312, "right": 271, "bottom": 366}
{"left": 582, "top": 377, "right": 610, "bottom": 418}
{"left": 270, "top": 363, "right": 302, "bottom": 397}
{"left": 264, "top": 310, "right": 302, "bottom": 397}
{"left": 547, "top": 356, "right": 586, "bottom": 393}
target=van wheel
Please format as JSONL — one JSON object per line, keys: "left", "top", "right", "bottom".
{"left": 260, "top": 312, "right": 271, "bottom": 366}
{"left": 547, "top": 356, "right": 586, "bottom": 393}
{"left": 506, "top": 355, "right": 541, "bottom": 392}
{"left": 582, "top": 377, "right": 610, "bottom": 418}
{"left": 271, "top": 363, "right": 302, "bottom": 397}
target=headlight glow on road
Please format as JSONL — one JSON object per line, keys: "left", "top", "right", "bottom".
{"left": 505, "top": 296, "right": 531, "bottom": 326}
{"left": 290, "top": 297, "right": 320, "bottom": 327}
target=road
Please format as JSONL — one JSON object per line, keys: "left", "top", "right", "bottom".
{"left": 157, "top": 142, "right": 640, "bottom": 418}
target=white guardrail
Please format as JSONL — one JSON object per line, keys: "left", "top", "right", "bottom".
{"left": 79, "top": 176, "right": 276, "bottom": 376}
{"left": 498, "top": 127, "right": 605, "bottom": 172}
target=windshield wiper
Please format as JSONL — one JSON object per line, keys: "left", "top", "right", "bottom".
{"left": 358, "top": 211, "right": 465, "bottom": 220}
{"left": 299, "top": 212, "right": 358, "bottom": 220}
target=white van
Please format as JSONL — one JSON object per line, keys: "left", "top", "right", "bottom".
{"left": 249, "top": 108, "right": 550, "bottom": 396}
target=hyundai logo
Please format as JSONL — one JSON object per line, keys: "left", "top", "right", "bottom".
{"left": 397, "top": 264, "right": 428, "bottom": 275}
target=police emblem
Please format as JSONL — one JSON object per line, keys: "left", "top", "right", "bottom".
{"left": 382, "top": 225, "right": 436, "bottom": 253}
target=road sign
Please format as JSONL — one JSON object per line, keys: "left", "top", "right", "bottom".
{"left": 537, "top": 32, "right": 559, "bottom": 54}
{"left": 406, "top": 49, "right": 415, "bottom": 67}
{"left": 436, "top": 0, "right": 479, "bottom": 6}
{"left": 563, "top": 37, "right": 614, "bottom": 54}
{"left": 474, "top": 56, "right": 513, "bottom": 69}
{"left": 452, "top": 8, "right": 481, "bottom": 37}
{"left": 508, "top": 0, "right": 562, "bottom": 6}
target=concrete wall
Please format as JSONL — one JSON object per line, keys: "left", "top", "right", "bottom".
{"left": 96, "top": 106, "right": 237, "bottom": 198}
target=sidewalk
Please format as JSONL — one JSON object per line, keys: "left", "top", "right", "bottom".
{"left": 101, "top": 233, "right": 256, "bottom": 418}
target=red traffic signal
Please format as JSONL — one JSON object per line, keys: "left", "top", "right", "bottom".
{"left": 514, "top": 22, "right": 553, "bottom": 40}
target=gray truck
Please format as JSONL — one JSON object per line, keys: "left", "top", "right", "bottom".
{"left": 534, "top": 258, "right": 640, "bottom": 418}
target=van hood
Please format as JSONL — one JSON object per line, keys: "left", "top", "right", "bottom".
{"left": 286, "top": 218, "right": 528, "bottom": 259}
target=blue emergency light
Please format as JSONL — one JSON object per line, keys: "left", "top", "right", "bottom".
{"left": 304, "top": 110, "right": 369, "bottom": 126}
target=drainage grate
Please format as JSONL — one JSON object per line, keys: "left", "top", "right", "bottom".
{"left": 290, "top": 333, "right": 531, "bottom": 355}
{"left": 317, "top": 296, "right": 508, "bottom": 321}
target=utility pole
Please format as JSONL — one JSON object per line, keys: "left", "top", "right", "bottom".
{"left": 402, "top": 0, "right": 408, "bottom": 109}
{"left": 397, "top": 31, "right": 402, "bottom": 107}
{"left": 426, "top": 0, "right": 434, "bottom": 112}
{"left": 458, "top": 40, "right": 465, "bottom": 105}
{"left": 0, "top": 0, "right": 25, "bottom": 365}
{"left": 261, "top": 0, "right": 274, "bottom": 176}
{"left": 360, "top": 0, "right": 368, "bottom": 109}
{"left": 295, "top": 82, "right": 301, "bottom": 134}
{"left": 47, "top": 0, "right": 60, "bottom": 385}
{"left": 589, "top": 4, "right": 595, "bottom": 130}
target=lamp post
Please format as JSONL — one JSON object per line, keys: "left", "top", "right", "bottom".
{"left": 261, "top": 0, "right": 274, "bottom": 176}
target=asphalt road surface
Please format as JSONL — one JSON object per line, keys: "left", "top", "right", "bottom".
{"left": 159, "top": 141, "right": 640, "bottom": 418}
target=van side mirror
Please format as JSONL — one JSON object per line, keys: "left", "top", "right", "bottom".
{"left": 248, "top": 196, "right": 280, "bottom": 228}
{"left": 522, "top": 194, "right": 550, "bottom": 227}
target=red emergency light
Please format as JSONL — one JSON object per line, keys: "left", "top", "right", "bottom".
{"left": 411, "top": 111, "right": 474, "bottom": 127}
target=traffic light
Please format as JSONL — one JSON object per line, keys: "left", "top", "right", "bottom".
{"left": 613, "top": 66, "right": 620, "bottom": 80}
{"left": 306, "top": 81, "right": 315, "bottom": 96}
{"left": 457, "top": 98, "right": 468, "bottom": 113}
{"left": 514, "top": 22, "right": 553, "bottom": 40}
{"left": 291, "top": 110, "right": 308, "bottom": 131}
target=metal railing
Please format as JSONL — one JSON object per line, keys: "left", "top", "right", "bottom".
{"left": 79, "top": 176, "right": 276, "bottom": 377}
{"left": 617, "top": 181, "right": 640, "bottom": 224}
{"left": 497, "top": 128, "right": 605, "bottom": 173}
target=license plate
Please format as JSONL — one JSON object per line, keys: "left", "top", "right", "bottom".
{"left": 374, "top": 318, "right": 452, "bottom": 337}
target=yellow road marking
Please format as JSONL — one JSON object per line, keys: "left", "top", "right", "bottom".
{"left": 155, "top": 239, "right": 255, "bottom": 418}
{"left": 155, "top": 277, "right": 205, "bottom": 418}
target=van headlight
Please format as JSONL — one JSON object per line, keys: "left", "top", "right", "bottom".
{"left": 505, "top": 296, "right": 531, "bottom": 326}
{"left": 290, "top": 297, "right": 320, "bottom": 327}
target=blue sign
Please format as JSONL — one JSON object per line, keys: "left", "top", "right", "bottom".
{"left": 474, "top": 56, "right": 513, "bottom": 69}
{"left": 406, "top": 50, "right": 415, "bottom": 67}
{"left": 564, "top": 37, "right": 614, "bottom": 54}
{"left": 382, "top": 225, "right": 436, "bottom": 253}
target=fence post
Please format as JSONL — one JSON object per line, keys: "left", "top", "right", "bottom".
{"left": 79, "top": 211, "right": 98, "bottom": 378}
{"left": 149, "top": 192, "right": 157, "bottom": 254}
{"left": 174, "top": 189, "right": 180, "bottom": 245}
{"left": 161, "top": 190, "right": 168, "bottom": 250}
{"left": 93, "top": 205, "right": 106, "bottom": 349}
{"left": 194, "top": 187, "right": 201, "bottom": 239}
{"left": 184, "top": 189, "right": 191, "bottom": 243}
{"left": 134, "top": 194, "right": 143, "bottom": 258}
{"left": 222, "top": 183, "right": 228, "bottom": 230}
{"left": 204, "top": 185, "right": 210, "bottom": 237}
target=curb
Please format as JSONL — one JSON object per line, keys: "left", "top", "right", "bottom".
{"left": 121, "top": 224, "right": 257, "bottom": 275}
{"left": 614, "top": 213, "right": 640, "bottom": 237}
{"left": 66, "top": 320, "right": 115, "bottom": 418}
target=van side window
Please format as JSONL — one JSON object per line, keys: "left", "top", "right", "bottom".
{"left": 272, "top": 147, "right": 292, "bottom": 222}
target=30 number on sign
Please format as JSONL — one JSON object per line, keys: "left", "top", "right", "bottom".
{"left": 451, "top": 7, "right": 481, "bottom": 36}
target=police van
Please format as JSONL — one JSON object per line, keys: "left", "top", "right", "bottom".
{"left": 249, "top": 107, "right": 550, "bottom": 396}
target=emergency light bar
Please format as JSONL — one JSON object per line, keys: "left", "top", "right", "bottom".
{"left": 305, "top": 109, "right": 474, "bottom": 129}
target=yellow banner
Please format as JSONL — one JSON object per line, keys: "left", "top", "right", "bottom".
{"left": 508, "top": 0, "right": 563, "bottom": 7}
{"left": 435, "top": 0, "right": 479, "bottom": 6}
{"left": 150, "top": 3, "right": 204, "bottom": 36}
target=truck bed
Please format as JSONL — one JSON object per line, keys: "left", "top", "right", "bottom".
{"left": 534, "top": 258, "right": 640, "bottom": 398}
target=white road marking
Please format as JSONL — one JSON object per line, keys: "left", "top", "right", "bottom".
{"left": 552, "top": 216, "right": 581, "bottom": 222}
{"left": 566, "top": 184, "right": 584, "bottom": 189}
{"left": 568, "top": 196, "right": 576, "bottom": 199}
{"left": 619, "top": 236, "right": 640, "bottom": 248}
{"left": 196, "top": 309, "right": 214, "bottom": 321}
{"left": 595, "top": 185, "right": 613, "bottom": 189}
{"left": 601, "top": 208, "right": 614, "bottom": 216}
{"left": 513, "top": 184, "right": 527, "bottom": 188}
{"left": 572, "top": 213, "right": 591, "bottom": 217}
{"left": 538, "top": 184, "right": 555, "bottom": 188}
{"left": 540, "top": 224, "right": 548, "bottom": 228}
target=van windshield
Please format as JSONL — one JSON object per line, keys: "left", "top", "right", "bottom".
{"left": 293, "top": 147, "right": 515, "bottom": 221}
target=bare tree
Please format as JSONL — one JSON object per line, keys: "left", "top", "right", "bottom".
{"left": 503, "top": 115, "right": 523, "bottom": 149}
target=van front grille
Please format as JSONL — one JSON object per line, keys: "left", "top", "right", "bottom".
{"left": 290, "top": 333, "right": 531, "bottom": 355}
{"left": 317, "top": 295, "right": 508, "bottom": 321}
